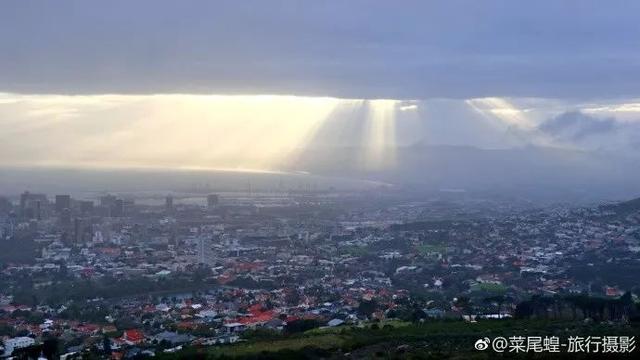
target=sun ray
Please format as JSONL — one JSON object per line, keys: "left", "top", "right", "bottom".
{"left": 466, "top": 97, "right": 535, "bottom": 130}
{"left": 0, "top": 93, "right": 350, "bottom": 171}
{"left": 362, "top": 99, "right": 399, "bottom": 170}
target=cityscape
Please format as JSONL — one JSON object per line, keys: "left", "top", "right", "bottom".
{"left": 1, "top": 186, "right": 640, "bottom": 358}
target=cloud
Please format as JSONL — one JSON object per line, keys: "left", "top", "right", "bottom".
{"left": 538, "top": 111, "right": 619, "bottom": 141}
{"left": 1, "top": 1, "right": 640, "bottom": 99}
{"left": 536, "top": 110, "right": 640, "bottom": 156}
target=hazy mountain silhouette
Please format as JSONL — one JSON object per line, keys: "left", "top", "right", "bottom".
{"left": 287, "top": 144, "right": 640, "bottom": 201}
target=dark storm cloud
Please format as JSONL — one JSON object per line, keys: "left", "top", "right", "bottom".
{"left": 539, "top": 111, "right": 618, "bottom": 141}
{"left": 2, "top": 0, "right": 640, "bottom": 98}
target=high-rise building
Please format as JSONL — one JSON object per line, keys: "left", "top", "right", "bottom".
{"left": 55, "top": 195, "right": 72, "bottom": 214}
{"left": 100, "top": 195, "right": 128, "bottom": 217}
{"left": 19, "top": 191, "right": 30, "bottom": 213}
{"left": 123, "top": 199, "right": 135, "bottom": 216}
{"left": 35, "top": 200, "right": 42, "bottom": 220}
{"left": 60, "top": 208, "right": 72, "bottom": 229}
{"left": 112, "top": 199, "right": 125, "bottom": 217}
{"left": 207, "top": 194, "right": 219, "bottom": 208}
{"left": 100, "top": 194, "right": 117, "bottom": 207}
{"left": 0, "top": 197, "right": 11, "bottom": 215}
{"left": 73, "top": 217, "right": 92, "bottom": 244}
{"left": 73, "top": 217, "right": 81, "bottom": 244}
{"left": 19, "top": 191, "right": 48, "bottom": 220}
{"left": 198, "top": 236, "right": 215, "bottom": 265}
{"left": 79, "top": 200, "right": 94, "bottom": 215}
{"left": 165, "top": 195, "right": 174, "bottom": 213}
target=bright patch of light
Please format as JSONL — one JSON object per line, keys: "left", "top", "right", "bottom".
{"left": 0, "top": 93, "right": 344, "bottom": 171}
{"left": 399, "top": 104, "right": 418, "bottom": 112}
{"left": 466, "top": 97, "right": 535, "bottom": 130}
{"left": 363, "top": 99, "right": 398, "bottom": 170}
{"left": 582, "top": 102, "right": 640, "bottom": 114}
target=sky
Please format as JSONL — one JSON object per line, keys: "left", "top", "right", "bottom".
{"left": 2, "top": 1, "right": 640, "bottom": 171}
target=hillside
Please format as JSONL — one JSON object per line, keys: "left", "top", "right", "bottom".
{"left": 158, "top": 319, "right": 640, "bottom": 359}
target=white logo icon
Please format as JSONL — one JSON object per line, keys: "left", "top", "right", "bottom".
{"left": 475, "top": 337, "right": 490, "bottom": 351}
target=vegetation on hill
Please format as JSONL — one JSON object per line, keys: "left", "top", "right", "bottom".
{"left": 158, "top": 319, "right": 640, "bottom": 359}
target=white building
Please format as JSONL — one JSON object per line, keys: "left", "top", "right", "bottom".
{"left": 3, "top": 336, "right": 35, "bottom": 356}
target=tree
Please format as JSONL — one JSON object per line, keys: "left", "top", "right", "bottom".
{"left": 454, "top": 296, "right": 471, "bottom": 315}
{"left": 42, "top": 337, "right": 59, "bottom": 359}
{"left": 483, "top": 295, "right": 506, "bottom": 317}
{"left": 284, "top": 319, "right": 321, "bottom": 333}
{"left": 103, "top": 335, "right": 112, "bottom": 355}
{"left": 284, "top": 289, "right": 301, "bottom": 307}
{"left": 514, "top": 300, "right": 533, "bottom": 319}
{"left": 411, "top": 308, "right": 427, "bottom": 322}
{"left": 357, "top": 298, "right": 378, "bottom": 318}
